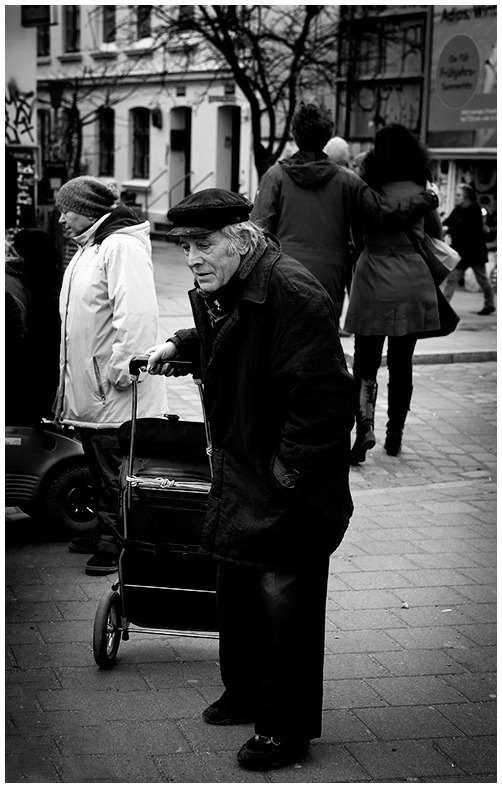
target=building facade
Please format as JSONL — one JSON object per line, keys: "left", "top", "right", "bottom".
{"left": 5, "top": 6, "right": 41, "bottom": 232}
{"left": 32, "top": 5, "right": 255, "bottom": 235}
{"left": 6, "top": 5, "right": 496, "bottom": 240}
{"left": 335, "top": 4, "right": 497, "bottom": 223}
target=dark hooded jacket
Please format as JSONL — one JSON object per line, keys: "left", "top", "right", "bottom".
{"left": 251, "top": 151, "right": 438, "bottom": 317}
{"left": 171, "top": 235, "right": 356, "bottom": 570}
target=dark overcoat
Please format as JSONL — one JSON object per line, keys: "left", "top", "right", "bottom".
{"left": 173, "top": 237, "right": 356, "bottom": 570}
{"left": 443, "top": 202, "right": 488, "bottom": 271}
{"left": 344, "top": 180, "right": 440, "bottom": 337}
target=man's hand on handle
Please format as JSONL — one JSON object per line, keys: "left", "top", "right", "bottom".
{"left": 144, "top": 341, "right": 178, "bottom": 376}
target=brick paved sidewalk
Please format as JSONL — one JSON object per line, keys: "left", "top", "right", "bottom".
{"left": 6, "top": 360, "right": 496, "bottom": 783}
{"left": 5, "top": 240, "right": 496, "bottom": 782}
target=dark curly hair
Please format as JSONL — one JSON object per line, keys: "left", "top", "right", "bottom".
{"left": 361, "top": 124, "right": 431, "bottom": 190}
{"left": 292, "top": 103, "right": 334, "bottom": 151}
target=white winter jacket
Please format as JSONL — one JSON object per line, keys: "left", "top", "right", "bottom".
{"left": 55, "top": 208, "right": 166, "bottom": 429}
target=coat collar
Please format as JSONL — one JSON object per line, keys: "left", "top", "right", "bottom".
{"left": 240, "top": 234, "right": 282, "bottom": 305}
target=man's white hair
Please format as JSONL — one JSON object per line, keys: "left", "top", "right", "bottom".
{"left": 324, "top": 136, "right": 350, "bottom": 166}
{"left": 221, "top": 220, "right": 264, "bottom": 255}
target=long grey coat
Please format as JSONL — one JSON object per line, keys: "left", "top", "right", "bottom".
{"left": 344, "top": 181, "right": 440, "bottom": 336}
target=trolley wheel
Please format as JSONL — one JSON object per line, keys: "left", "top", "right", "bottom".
{"left": 93, "top": 590, "right": 122, "bottom": 669}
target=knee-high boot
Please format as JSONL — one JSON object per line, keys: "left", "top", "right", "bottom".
{"left": 384, "top": 383, "right": 413, "bottom": 456}
{"left": 350, "top": 379, "right": 378, "bottom": 465}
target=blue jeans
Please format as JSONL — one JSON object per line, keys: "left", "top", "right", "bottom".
{"left": 443, "top": 265, "right": 495, "bottom": 309}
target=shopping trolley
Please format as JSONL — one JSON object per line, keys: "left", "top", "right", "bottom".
{"left": 93, "top": 356, "right": 218, "bottom": 669}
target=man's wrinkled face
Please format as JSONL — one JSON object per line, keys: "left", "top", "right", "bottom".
{"left": 58, "top": 210, "right": 94, "bottom": 238}
{"left": 180, "top": 230, "right": 241, "bottom": 293}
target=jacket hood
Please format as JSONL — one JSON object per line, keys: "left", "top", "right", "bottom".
{"left": 91, "top": 205, "right": 149, "bottom": 245}
{"left": 280, "top": 150, "right": 338, "bottom": 189}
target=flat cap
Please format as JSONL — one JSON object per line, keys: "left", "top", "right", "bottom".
{"left": 166, "top": 188, "right": 253, "bottom": 236}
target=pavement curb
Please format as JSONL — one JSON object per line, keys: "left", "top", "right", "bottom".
{"left": 344, "top": 350, "right": 497, "bottom": 366}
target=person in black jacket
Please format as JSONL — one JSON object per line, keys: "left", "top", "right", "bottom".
{"left": 13, "top": 229, "right": 62, "bottom": 423}
{"left": 442, "top": 183, "right": 495, "bottom": 315}
{"left": 146, "top": 188, "right": 356, "bottom": 772}
{"left": 5, "top": 241, "right": 31, "bottom": 425}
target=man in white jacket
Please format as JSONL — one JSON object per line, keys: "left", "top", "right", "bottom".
{"left": 55, "top": 177, "right": 166, "bottom": 575}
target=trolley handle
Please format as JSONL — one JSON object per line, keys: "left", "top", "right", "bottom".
{"left": 129, "top": 355, "right": 193, "bottom": 378}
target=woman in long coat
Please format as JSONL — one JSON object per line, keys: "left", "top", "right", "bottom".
{"left": 344, "top": 124, "right": 441, "bottom": 461}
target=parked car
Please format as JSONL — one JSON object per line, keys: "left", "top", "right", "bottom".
{"left": 5, "top": 422, "right": 97, "bottom": 537}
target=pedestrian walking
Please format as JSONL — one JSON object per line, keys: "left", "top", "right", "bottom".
{"left": 55, "top": 176, "right": 166, "bottom": 575}
{"left": 442, "top": 183, "right": 495, "bottom": 315}
{"left": 5, "top": 241, "right": 31, "bottom": 425}
{"left": 250, "top": 103, "right": 438, "bottom": 327}
{"left": 344, "top": 124, "right": 443, "bottom": 461}
{"left": 146, "top": 188, "right": 356, "bottom": 771}
{"left": 13, "top": 228, "right": 62, "bottom": 423}
{"left": 324, "top": 134, "right": 357, "bottom": 334}
{"left": 324, "top": 135, "right": 350, "bottom": 168}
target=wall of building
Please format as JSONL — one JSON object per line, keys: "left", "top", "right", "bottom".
{"left": 35, "top": 5, "right": 256, "bottom": 230}
{"left": 5, "top": 7, "right": 39, "bottom": 231}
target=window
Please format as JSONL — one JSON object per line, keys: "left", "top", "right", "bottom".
{"left": 64, "top": 6, "right": 81, "bottom": 53}
{"left": 103, "top": 6, "right": 116, "bottom": 43}
{"left": 132, "top": 108, "right": 150, "bottom": 178}
{"left": 99, "top": 107, "right": 115, "bottom": 176}
{"left": 137, "top": 6, "right": 151, "bottom": 39}
{"left": 37, "top": 24, "right": 50, "bottom": 57}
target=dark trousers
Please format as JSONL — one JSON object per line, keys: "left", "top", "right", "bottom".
{"left": 216, "top": 557, "right": 330, "bottom": 741}
{"left": 353, "top": 334, "right": 417, "bottom": 388}
{"left": 80, "top": 428, "right": 122, "bottom": 556}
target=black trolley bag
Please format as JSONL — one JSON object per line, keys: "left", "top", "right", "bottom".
{"left": 93, "top": 357, "right": 218, "bottom": 669}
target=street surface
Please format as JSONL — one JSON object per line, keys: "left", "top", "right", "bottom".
{"left": 5, "top": 239, "right": 496, "bottom": 782}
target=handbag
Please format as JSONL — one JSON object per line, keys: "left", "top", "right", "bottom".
{"left": 420, "top": 235, "right": 461, "bottom": 285}
{"left": 404, "top": 227, "right": 460, "bottom": 285}
{"left": 412, "top": 285, "right": 460, "bottom": 339}
{"left": 402, "top": 225, "right": 460, "bottom": 338}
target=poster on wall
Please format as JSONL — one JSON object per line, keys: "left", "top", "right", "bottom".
{"left": 429, "top": 5, "right": 496, "bottom": 140}
{"left": 6, "top": 146, "right": 37, "bottom": 230}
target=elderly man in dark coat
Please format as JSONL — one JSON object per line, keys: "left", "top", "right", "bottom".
{"left": 146, "top": 187, "right": 355, "bottom": 771}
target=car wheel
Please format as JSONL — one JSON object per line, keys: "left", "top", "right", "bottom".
{"left": 43, "top": 466, "right": 97, "bottom": 537}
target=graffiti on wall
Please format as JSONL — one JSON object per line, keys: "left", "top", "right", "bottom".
{"left": 5, "top": 79, "right": 35, "bottom": 144}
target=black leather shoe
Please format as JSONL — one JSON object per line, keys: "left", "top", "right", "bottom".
{"left": 85, "top": 552, "right": 118, "bottom": 576}
{"left": 385, "top": 430, "right": 403, "bottom": 456}
{"left": 202, "top": 697, "right": 255, "bottom": 726}
{"left": 69, "top": 536, "right": 96, "bottom": 554}
{"left": 237, "top": 734, "right": 310, "bottom": 771}
{"left": 477, "top": 306, "right": 495, "bottom": 315}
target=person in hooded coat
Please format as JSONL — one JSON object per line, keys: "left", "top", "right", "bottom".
{"left": 250, "top": 103, "right": 439, "bottom": 326}
{"left": 55, "top": 177, "right": 166, "bottom": 575}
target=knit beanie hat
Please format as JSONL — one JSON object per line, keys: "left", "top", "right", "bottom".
{"left": 56, "top": 177, "right": 119, "bottom": 219}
